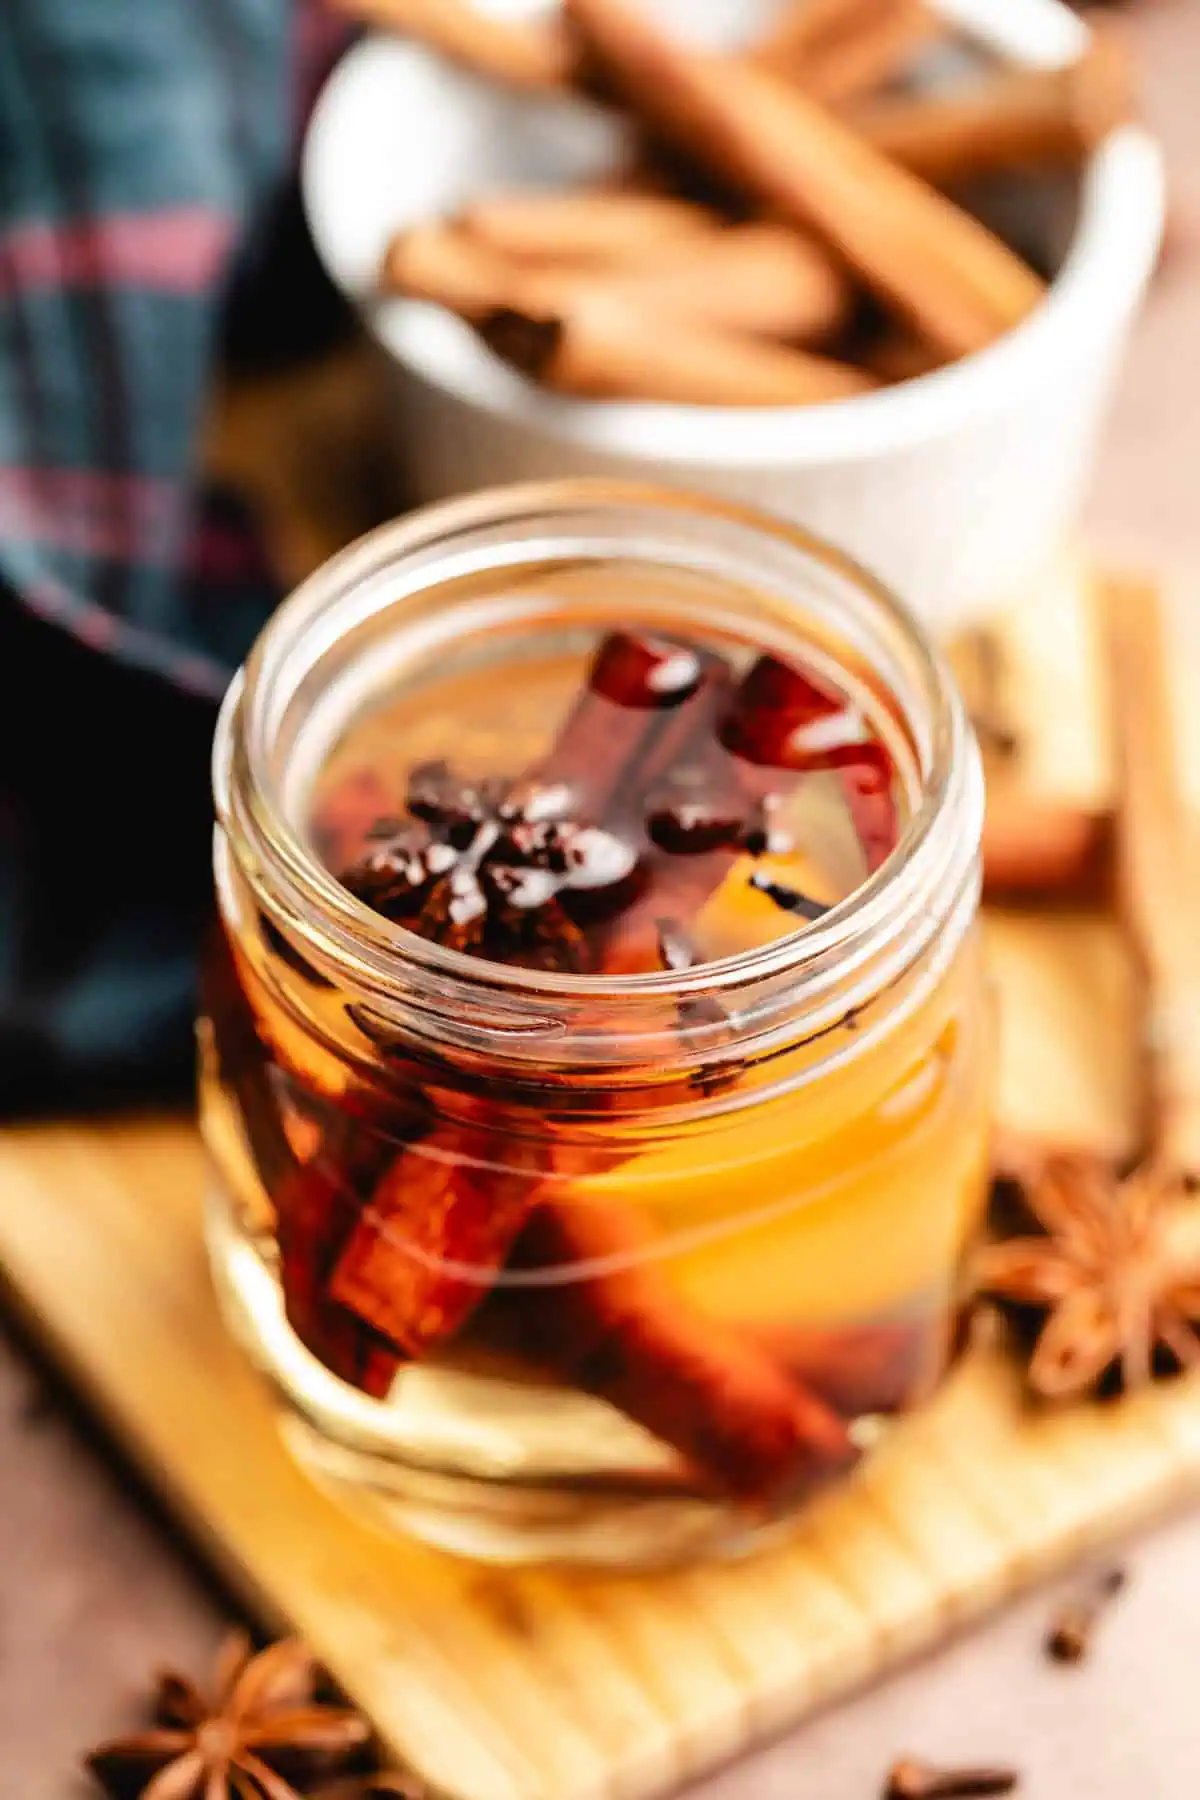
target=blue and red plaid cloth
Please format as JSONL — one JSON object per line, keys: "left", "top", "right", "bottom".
{"left": 0, "top": 0, "right": 349, "bottom": 1109}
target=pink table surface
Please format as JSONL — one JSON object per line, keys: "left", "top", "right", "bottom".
{"left": 3, "top": 3, "right": 1199, "bottom": 1793}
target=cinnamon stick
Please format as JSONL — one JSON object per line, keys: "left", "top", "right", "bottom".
{"left": 749, "top": 1318, "right": 942, "bottom": 1416}
{"left": 754, "top": 0, "right": 940, "bottom": 107}
{"left": 329, "top": 1121, "right": 550, "bottom": 1356}
{"left": 563, "top": 0, "right": 1046, "bottom": 360}
{"left": 202, "top": 929, "right": 406, "bottom": 1396}
{"left": 387, "top": 218, "right": 852, "bottom": 345}
{"left": 859, "top": 326, "right": 945, "bottom": 384}
{"left": 749, "top": 0, "right": 885, "bottom": 70}
{"left": 618, "top": 222, "right": 852, "bottom": 342}
{"left": 382, "top": 224, "right": 526, "bottom": 318}
{"left": 850, "top": 29, "right": 1136, "bottom": 187}
{"left": 721, "top": 654, "right": 900, "bottom": 873}
{"left": 495, "top": 1192, "right": 859, "bottom": 1502}
{"left": 599, "top": 650, "right": 897, "bottom": 972}
{"left": 326, "top": 0, "right": 570, "bottom": 90}
{"left": 981, "top": 795, "right": 1111, "bottom": 904}
{"left": 1099, "top": 575, "right": 1200, "bottom": 1175}
{"left": 479, "top": 297, "right": 877, "bottom": 404}
{"left": 458, "top": 189, "right": 716, "bottom": 264}
{"left": 532, "top": 632, "right": 735, "bottom": 836}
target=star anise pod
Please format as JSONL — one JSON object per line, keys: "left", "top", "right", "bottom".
{"left": 340, "top": 761, "right": 641, "bottom": 972}
{"left": 310, "top": 1777, "right": 426, "bottom": 1800}
{"left": 86, "top": 1632, "right": 371, "bottom": 1800}
{"left": 976, "top": 1149, "right": 1200, "bottom": 1399}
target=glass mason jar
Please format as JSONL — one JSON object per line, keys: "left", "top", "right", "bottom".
{"left": 201, "top": 481, "right": 989, "bottom": 1569}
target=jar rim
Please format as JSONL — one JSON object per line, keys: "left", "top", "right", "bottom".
{"left": 214, "top": 480, "right": 982, "bottom": 1063}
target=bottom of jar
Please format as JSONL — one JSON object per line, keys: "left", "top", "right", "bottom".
{"left": 279, "top": 1414, "right": 868, "bottom": 1568}
{"left": 203, "top": 1182, "right": 932, "bottom": 1569}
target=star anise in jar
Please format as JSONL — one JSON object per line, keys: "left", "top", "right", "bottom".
{"left": 86, "top": 1632, "right": 371, "bottom": 1800}
{"left": 340, "top": 760, "right": 643, "bottom": 971}
{"left": 976, "top": 1148, "right": 1200, "bottom": 1400}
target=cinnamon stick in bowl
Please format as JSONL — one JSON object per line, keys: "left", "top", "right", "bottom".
{"left": 850, "top": 28, "right": 1136, "bottom": 187}
{"left": 753, "top": 0, "right": 940, "bottom": 106}
{"left": 563, "top": 0, "right": 1047, "bottom": 360}
{"left": 584, "top": 221, "right": 853, "bottom": 342}
{"left": 461, "top": 188, "right": 852, "bottom": 341}
{"left": 458, "top": 189, "right": 718, "bottom": 263}
{"left": 385, "top": 218, "right": 854, "bottom": 346}
{"left": 383, "top": 223, "right": 524, "bottom": 319}
{"left": 479, "top": 297, "right": 878, "bottom": 405}
{"left": 326, "top": 0, "right": 570, "bottom": 90}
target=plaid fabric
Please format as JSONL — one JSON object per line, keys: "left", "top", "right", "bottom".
{"left": 0, "top": 0, "right": 347, "bottom": 1110}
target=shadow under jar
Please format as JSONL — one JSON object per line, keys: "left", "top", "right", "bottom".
{"left": 202, "top": 481, "right": 989, "bottom": 1569}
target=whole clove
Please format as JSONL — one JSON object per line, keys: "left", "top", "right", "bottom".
{"left": 1045, "top": 1564, "right": 1127, "bottom": 1663}
{"left": 884, "top": 1757, "right": 1019, "bottom": 1800}
{"left": 748, "top": 872, "right": 831, "bottom": 921}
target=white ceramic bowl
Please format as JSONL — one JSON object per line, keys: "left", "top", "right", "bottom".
{"left": 303, "top": 0, "right": 1165, "bottom": 631}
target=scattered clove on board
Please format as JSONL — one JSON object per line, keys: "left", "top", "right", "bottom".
{"left": 1045, "top": 1565, "right": 1128, "bottom": 1663}
{"left": 884, "top": 1756, "right": 1019, "bottom": 1799}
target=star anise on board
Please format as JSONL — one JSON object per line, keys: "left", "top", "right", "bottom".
{"left": 340, "top": 761, "right": 641, "bottom": 971}
{"left": 86, "top": 1632, "right": 371, "bottom": 1800}
{"left": 976, "top": 1148, "right": 1200, "bottom": 1400}
{"left": 309, "top": 1778, "right": 426, "bottom": 1800}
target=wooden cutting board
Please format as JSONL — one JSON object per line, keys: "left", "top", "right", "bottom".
{"left": 1, "top": 561, "right": 1198, "bottom": 1800}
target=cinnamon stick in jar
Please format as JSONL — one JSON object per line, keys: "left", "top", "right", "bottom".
{"left": 325, "top": 0, "right": 570, "bottom": 90}
{"left": 850, "top": 29, "right": 1136, "bottom": 186}
{"left": 462, "top": 189, "right": 853, "bottom": 338}
{"left": 563, "top": 0, "right": 1047, "bottom": 361}
{"left": 496, "top": 1192, "right": 859, "bottom": 1503}
{"left": 479, "top": 297, "right": 878, "bottom": 405}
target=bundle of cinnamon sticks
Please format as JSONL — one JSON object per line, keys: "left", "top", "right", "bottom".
{"left": 342, "top": 0, "right": 1135, "bottom": 406}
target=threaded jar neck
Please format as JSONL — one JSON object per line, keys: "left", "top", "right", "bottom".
{"left": 213, "top": 482, "right": 982, "bottom": 1110}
